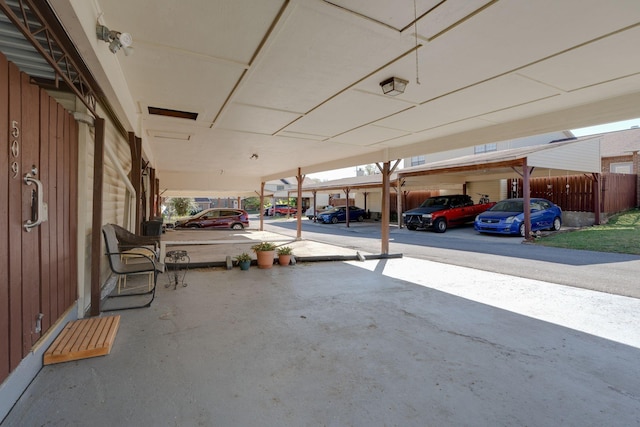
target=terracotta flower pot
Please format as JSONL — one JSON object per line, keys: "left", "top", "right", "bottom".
{"left": 278, "top": 254, "right": 292, "bottom": 266}
{"left": 256, "top": 250, "right": 275, "bottom": 269}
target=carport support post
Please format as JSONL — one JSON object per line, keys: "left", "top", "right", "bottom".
{"left": 312, "top": 190, "right": 317, "bottom": 222}
{"left": 378, "top": 160, "right": 400, "bottom": 255}
{"left": 380, "top": 162, "right": 391, "bottom": 254}
{"left": 259, "top": 182, "right": 265, "bottom": 231}
{"left": 592, "top": 173, "right": 601, "bottom": 225}
{"left": 396, "top": 177, "right": 404, "bottom": 229}
{"left": 523, "top": 158, "right": 532, "bottom": 240}
{"left": 296, "top": 168, "right": 304, "bottom": 240}
{"left": 90, "top": 117, "right": 105, "bottom": 316}
{"left": 344, "top": 188, "right": 351, "bottom": 228}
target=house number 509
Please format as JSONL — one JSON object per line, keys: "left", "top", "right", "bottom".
{"left": 11, "top": 120, "right": 19, "bottom": 178}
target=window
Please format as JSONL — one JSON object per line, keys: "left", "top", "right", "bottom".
{"left": 610, "top": 162, "right": 632, "bottom": 174}
{"left": 474, "top": 143, "right": 497, "bottom": 154}
{"left": 410, "top": 155, "right": 425, "bottom": 166}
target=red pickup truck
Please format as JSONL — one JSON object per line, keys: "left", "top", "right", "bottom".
{"left": 266, "top": 204, "right": 297, "bottom": 216}
{"left": 402, "top": 194, "right": 495, "bottom": 233}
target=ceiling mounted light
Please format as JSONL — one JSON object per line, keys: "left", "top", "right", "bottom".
{"left": 380, "top": 77, "right": 408, "bottom": 96}
{"left": 96, "top": 23, "right": 134, "bottom": 56}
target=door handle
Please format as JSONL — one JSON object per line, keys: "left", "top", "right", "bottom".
{"left": 24, "top": 168, "right": 48, "bottom": 232}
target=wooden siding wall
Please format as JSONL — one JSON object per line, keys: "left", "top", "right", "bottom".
{"left": 0, "top": 56, "right": 78, "bottom": 383}
{"left": 509, "top": 173, "right": 637, "bottom": 214}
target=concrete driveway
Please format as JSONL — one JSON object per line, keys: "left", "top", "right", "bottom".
{"left": 262, "top": 216, "right": 640, "bottom": 298}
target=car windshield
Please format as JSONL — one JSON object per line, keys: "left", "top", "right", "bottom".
{"left": 420, "top": 197, "right": 448, "bottom": 208}
{"left": 490, "top": 200, "right": 523, "bottom": 212}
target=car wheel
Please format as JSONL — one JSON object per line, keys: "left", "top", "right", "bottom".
{"left": 357, "top": 215, "right": 364, "bottom": 222}
{"left": 519, "top": 223, "right": 526, "bottom": 237}
{"left": 231, "top": 223, "right": 244, "bottom": 230}
{"left": 188, "top": 224, "right": 200, "bottom": 229}
{"left": 552, "top": 217, "right": 561, "bottom": 231}
{"left": 331, "top": 217, "right": 338, "bottom": 224}
{"left": 406, "top": 225, "right": 417, "bottom": 231}
{"left": 433, "top": 218, "right": 447, "bottom": 233}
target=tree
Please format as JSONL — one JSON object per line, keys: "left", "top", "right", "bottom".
{"left": 167, "top": 197, "right": 196, "bottom": 216}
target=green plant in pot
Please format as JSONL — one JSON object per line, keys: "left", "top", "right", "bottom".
{"left": 251, "top": 242, "right": 277, "bottom": 269}
{"left": 276, "top": 246, "right": 293, "bottom": 266}
{"left": 235, "top": 252, "right": 252, "bottom": 270}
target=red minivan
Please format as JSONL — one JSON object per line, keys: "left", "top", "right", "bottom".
{"left": 174, "top": 208, "right": 249, "bottom": 229}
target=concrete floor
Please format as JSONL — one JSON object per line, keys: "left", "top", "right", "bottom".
{"left": 3, "top": 231, "right": 640, "bottom": 426}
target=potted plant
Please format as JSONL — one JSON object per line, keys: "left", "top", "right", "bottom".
{"left": 251, "top": 241, "right": 277, "bottom": 269}
{"left": 235, "top": 252, "right": 252, "bottom": 271}
{"left": 276, "top": 246, "right": 293, "bottom": 266}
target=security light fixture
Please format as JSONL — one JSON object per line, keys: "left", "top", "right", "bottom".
{"left": 96, "top": 24, "right": 133, "bottom": 56}
{"left": 380, "top": 77, "right": 408, "bottom": 96}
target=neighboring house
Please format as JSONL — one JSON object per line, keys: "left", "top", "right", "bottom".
{"left": 193, "top": 197, "right": 213, "bottom": 211}
{"left": 404, "top": 131, "right": 574, "bottom": 167}
{"left": 264, "top": 177, "right": 329, "bottom": 212}
{"left": 597, "top": 126, "right": 640, "bottom": 205}
{"left": 400, "top": 131, "right": 575, "bottom": 204}
{"left": 599, "top": 127, "right": 640, "bottom": 174}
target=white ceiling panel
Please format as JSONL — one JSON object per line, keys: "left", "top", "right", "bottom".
{"left": 121, "top": 46, "right": 243, "bottom": 122}
{"left": 217, "top": 104, "right": 301, "bottom": 134}
{"left": 285, "top": 90, "right": 412, "bottom": 137}
{"left": 233, "top": 2, "right": 414, "bottom": 113}
{"left": 375, "top": 74, "right": 560, "bottom": 132}
{"left": 519, "top": 26, "right": 640, "bottom": 92}
{"left": 328, "top": 124, "right": 410, "bottom": 146}
{"left": 416, "top": 0, "right": 494, "bottom": 39}
{"left": 97, "top": 0, "right": 285, "bottom": 64}
{"left": 326, "top": 0, "right": 442, "bottom": 31}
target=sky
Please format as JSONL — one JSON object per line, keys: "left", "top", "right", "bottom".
{"left": 308, "top": 117, "right": 640, "bottom": 181}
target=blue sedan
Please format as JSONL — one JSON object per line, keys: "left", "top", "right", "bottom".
{"left": 317, "top": 206, "right": 366, "bottom": 224}
{"left": 474, "top": 198, "right": 562, "bottom": 236}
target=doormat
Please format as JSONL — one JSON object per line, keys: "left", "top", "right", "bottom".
{"left": 43, "top": 315, "right": 120, "bottom": 365}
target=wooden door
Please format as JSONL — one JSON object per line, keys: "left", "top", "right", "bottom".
{"left": 0, "top": 53, "right": 78, "bottom": 383}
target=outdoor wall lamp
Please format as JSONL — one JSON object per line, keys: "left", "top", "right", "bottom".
{"left": 96, "top": 24, "right": 133, "bottom": 55}
{"left": 380, "top": 77, "right": 408, "bottom": 96}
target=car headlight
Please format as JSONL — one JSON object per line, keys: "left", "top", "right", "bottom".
{"left": 504, "top": 216, "right": 516, "bottom": 224}
{"left": 422, "top": 214, "right": 432, "bottom": 219}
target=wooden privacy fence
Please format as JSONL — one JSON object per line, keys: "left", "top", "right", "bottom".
{"left": 393, "top": 174, "right": 636, "bottom": 215}
{"left": 601, "top": 173, "right": 638, "bottom": 213}
{"left": 509, "top": 173, "right": 637, "bottom": 214}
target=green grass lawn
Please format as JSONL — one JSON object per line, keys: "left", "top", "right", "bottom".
{"left": 534, "top": 208, "right": 640, "bottom": 255}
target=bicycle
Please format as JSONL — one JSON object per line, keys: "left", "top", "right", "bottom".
{"left": 477, "top": 194, "right": 490, "bottom": 204}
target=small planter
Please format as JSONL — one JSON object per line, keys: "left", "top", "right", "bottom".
{"left": 251, "top": 242, "right": 277, "bottom": 269}
{"left": 255, "top": 250, "right": 275, "bottom": 269}
{"left": 276, "top": 246, "right": 294, "bottom": 267}
{"left": 278, "top": 254, "right": 292, "bottom": 266}
{"left": 235, "top": 252, "right": 252, "bottom": 271}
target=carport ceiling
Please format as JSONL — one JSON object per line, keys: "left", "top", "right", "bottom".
{"left": 49, "top": 0, "right": 640, "bottom": 193}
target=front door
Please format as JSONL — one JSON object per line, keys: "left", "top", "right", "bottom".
{"left": 1, "top": 54, "right": 78, "bottom": 383}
